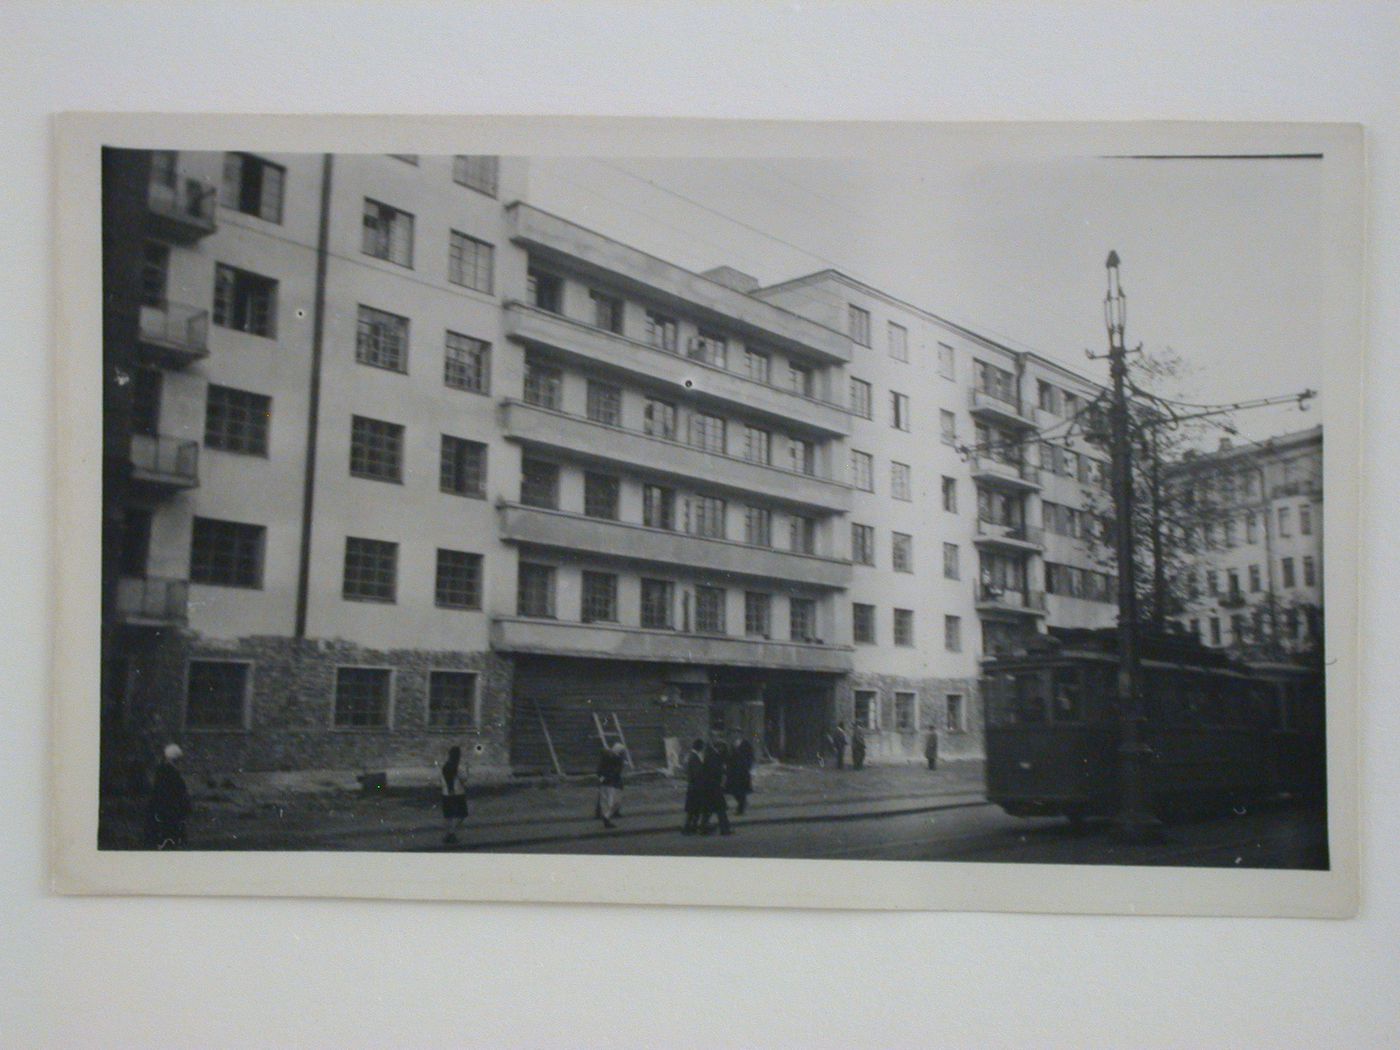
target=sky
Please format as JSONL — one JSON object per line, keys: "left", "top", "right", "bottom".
{"left": 523, "top": 150, "right": 1327, "bottom": 445}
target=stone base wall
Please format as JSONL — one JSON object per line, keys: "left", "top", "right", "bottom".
{"left": 833, "top": 671, "right": 984, "bottom": 764}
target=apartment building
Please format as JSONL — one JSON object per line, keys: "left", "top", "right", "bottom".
{"left": 104, "top": 150, "right": 1124, "bottom": 782}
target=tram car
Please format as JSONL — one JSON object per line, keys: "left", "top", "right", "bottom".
{"left": 982, "top": 628, "right": 1324, "bottom": 824}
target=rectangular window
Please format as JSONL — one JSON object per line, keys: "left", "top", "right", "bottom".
{"left": 743, "top": 347, "right": 770, "bottom": 383}
{"left": 851, "top": 524, "right": 875, "bottom": 566}
{"left": 586, "top": 380, "right": 622, "bottom": 426}
{"left": 1207, "top": 570, "right": 1219, "bottom": 596}
{"left": 941, "top": 476, "right": 957, "bottom": 513}
{"left": 583, "top": 471, "right": 620, "bottom": 520}
{"left": 517, "top": 562, "right": 556, "bottom": 618}
{"left": 213, "top": 263, "right": 277, "bottom": 337}
{"left": 1232, "top": 614, "right": 1248, "bottom": 644}
{"left": 790, "top": 597, "right": 818, "bottom": 643}
{"left": 185, "top": 660, "right": 249, "bottom": 730}
{"left": 744, "top": 592, "right": 772, "bottom": 638}
{"left": 688, "top": 495, "right": 726, "bottom": 539}
{"left": 850, "top": 377, "right": 873, "bottom": 418}
{"left": 641, "top": 578, "right": 674, "bottom": 629}
{"left": 890, "top": 391, "right": 911, "bottom": 431}
{"left": 589, "top": 289, "right": 624, "bottom": 334}
{"left": 350, "top": 415, "right": 404, "bottom": 482}
{"left": 220, "top": 152, "right": 284, "bottom": 223}
{"left": 975, "top": 360, "right": 1017, "bottom": 403}
{"left": 1246, "top": 512, "right": 1258, "bottom": 544}
{"left": 1227, "top": 569, "right": 1241, "bottom": 598}
{"left": 891, "top": 461, "right": 912, "bottom": 501}
{"left": 355, "top": 305, "right": 409, "bottom": 372}
{"left": 141, "top": 241, "right": 169, "bottom": 307}
{"left": 645, "top": 310, "right": 678, "bottom": 352}
{"left": 790, "top": 515, "right": 816, "bottom": 555}
{"left": 1279, "top": 507, "right": 1292, "bottom": 537}
{"left": 342, "top": 537, "right": 397, "bottom": 602}
{"left": 689, "top": 413, "right": 726, "bottom": 454}
{"left": 893, "top": 532, "right": 914, "bottom": 573}
{"left": 937, "top": 343, "right": 955, "bottom": 380}
{"left": 852, "top": 603, "right": 876, "bottom": 644}
{"left": 695, "top": 586, "right": 726, "bottom": 634}
{"left": 448, "top": 231, "right": 494, "bottom": 294}
{"left": 854, "top": 691, "right": 878, "bottom": 730}
{"left": 888, "top": 321, "right": 909, "bottom": 361}
{"left": 523, "top": 360, "right": 562, "bottom": 409}
{"left": 1282, "top": 557, "right": 1296, "bottom": 588}
{"left": 789, "top": 438, "right": 816, "bottom": 476}
{"left": 190, "top": 517, "right": 264, "bottom": 588}
{"left": 519, "top": 458, "right": 560, "bottom": 509}
{"left": 439, "top": 435, "right": 487, "bottom": 498}
{"left": 452, "top": 155, "right": 499, "bottom": 196}
{"left": 942, "top": 541, "right": 959, "bottom": 580}
{"left": 1037, "top": 380, "right": 1058, "bottom": 414}
{"left": 434, "top": 549, "right": 483, "bottom": 609}
{"left": 946, "top": 694, "right": 965, "bottom": 733}
{"left": 688, "top": 331, "right": 727, "bottom": 369}
{"left": 1224, "top": 519, "right": 1237, "bottom": 548}
{"left": 744, "top": 506, "right": 772, "bottom": 547}
{"left": 944, "top": 615, "right": 962, "bottom": 652}
{"left": 851, "top": 450, "right": 874, "bottom": 492}
{"left": 643, "top": 484, "right": 675, "bottom": 530}
{"left": 1303, "top": 556, "right": 1316, "bottom": 586}
{"left": 361, "top": 198, "right": 414, "bottom": 267}
{"left": 848, "top": 304, "right": 871, "bottom": 347}
{"left": 893, "top": 609, "right": 914, "bottom": 647}
{"left": 527, "top": 268, "right": 563, "bottom": 313}
{"left": 334, "top": 667, "right": 391, "bottom": 729}
{"left": 742, "top": 424, "right": 771, "bottom": 465}
{"left": 643, "top": 397, "right": 678, "bottom": 440}
{"left": 428, "top": 671, "right": 479, "bottom": 730}
{"left": 894, "top": 692, "right": 917, "bottom": 731}
{"left": 1210, "top": 617, "right": 1222, "bottom": 645}
{"left": 787, "top": 362, "right": 813, "bottom": 397}
{"left": 1300, "top": 504, "right": 1313, "bottom": 536}
{"left": 940, "top": 410, "right": 957, "bottom": 444}
{"left": 444, "top": 332, "right": 490, "bottom": 394}
{"left": 581, "top": 571, "right": 618, "bottom": 623}
{"left": 204, "top": 384, "right": 270, "bottom": 455}
{"left": 1249, "top": 564, "right": 1262, "bottom": 592}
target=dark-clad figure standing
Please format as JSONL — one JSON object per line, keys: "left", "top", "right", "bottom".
{"left": 682, "top": 739, "right": 706, "bottom": 834}
{"left": 597, "top": 742, "right": 626, "bottom": 829}
{"left": 144, "top": 743, "right": 191, "bottom": 850}
{"left": 725, "top": 735, "right": 755, "bottom": 815}
{"left": 697, "top": 740, "right": 732, "bottom": 835}
{"left": 831, "top": 722, "right": 849, "bottom": 770}
{"left": 851, "top": 724, "right": 867, "bottom": 770}
{"left": 440, "top": 745, "right": 468, "bottom": 845}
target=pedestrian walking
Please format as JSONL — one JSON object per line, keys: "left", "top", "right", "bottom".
{"left": 851, "top": 724, "right": 867, "bottom": 771}
{"left": 682, "top": 738, "right": 706, "bottom": 834}
{"left": 597, "top": 741, "right": 626, "bottom": 829}
{"left": 925, "top": 727, "right": 939, "bottom": 770}
{"left": 144, "top": 743, "right": 191, "bottom": 850}
{"left": 697, "top": 740, "right": 732, "bottom": 835}
{"left": 831, "top": 722, "right": 849, "bottom": 770}
{"left": 440, "top": 745, "right": 468, "bottom": 845}
{"left": 725, "top": 735, "right": 755, "bottom": 815}
{"left": 817, "top": 727, "right": 832, "bottom": 768}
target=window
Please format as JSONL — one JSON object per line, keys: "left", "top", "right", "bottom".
{"left": 689, "top": 413, "right": 726, "bottom": 454}
{"left": 742, "top": 425, "right": 771, "bottom": 465}
{"left": 190, "top": 517, "right": 264, "bottom": 588}
{"left": 942, "top": 542, "right": 959, "bottom": 580}
{"left": 1303, "top": 556, "right": 1316, "bottom": 587}
{"left": 517, "top": 562, "right": 556, "bottom": 618}
{"left": 942, "top": 476, "right": 957, "bottom": 513}
{"left": 848, "top": 304, "right": 871, "bottom": 346}
{"left": 688, "top": 331, "right": 727, "bottom": 368}
{"left": 185, "top": 661, "right": 248, "bottom": 730}
{"left": 888, "top": 321, "right": 909, "bottom": 361}
{"left": 1224, "top": 519, "right": 1237, "bottom": 548}
{"left": 527, "top": 268, "right": 563, "bottom": 312}
{"left": 1246, "top": 512, "right": 1258, "bottom": 544}
{"left": 589, "top": 289, "right": 624, "bottom": 333}
{"left": 851, "top": 524, "right": 875, "bottom": 566}
{"left": 342, "top": 537, "right": 397, "bottom": 602}
{"left": 850, "top": 377, "right": 873, "bottom": 418}
{"left": 1249, "top": 564, "right": 1262, "bottom": 593}
{"left": 519, "top": 458, "right": 559, "bottom": 509}
{"left": 586, "top": 380, "right": 622, "bottom": 426}
{"left": 890, "top": 391, "right": 911, "bottom": 431}
{"left": 1282, "top": 557, "right": 1296, "bottom": 588}
{"left": 893, "top": 532, "right": 914, "bottom": 574}
{"left": 894, "top": 692, "right": 917, "bottom": 731}
{"left": 944, "top": 615, "right": 962, "bottom": 652}
{"left": 946, "top": 695, "right": 965, "bottom": 733}
{"left": 444, "top": 332, "right": 490, "bottom": 394}
{"left": 1300, "top": 504, "right": 1313, "bottom": 536}
{"left": 790, "top": 597, "right": 818, "bottom": 643}
{"left": 643, "top": 397, "right": 677, "bottom": 440}
{"left": 453, "top": 155, "right": 499, "bottom": 196}
{"left": 355, "top": 305, "right": 409, "bottom": 372}
{"left": 1279, "top": 507, "right": 1292, "bottom": 538}
{"left": 350, "top": 416, "right": 404, "bottom": 482}
{"left": 439, "top": 436, "right": 487, "bottom": 498}
{"left": 852, "top": 603, "right": 876, "bottom": 644}
{"left": 643, "top": 484, "right": 675, "bottom": 530}
{"left": 435, "top": 549, "right": 483, "bottom": 609}
{"left": 645, "top": 310, "right": 678, "bottom": 352}
{"left": 641, "top": 578, "right": 674, "bottom": 629}
{"left": 334, "top": 668, "right": 391, "bottom": 729}
{"left": 213, "top": 264, "right": 277, "bottom": 337}
{"left": 1037, "top": 380, "right": 1059, "bottom": 415}
{"left": 150, "top": 150, "right": 177, "bottom": 189}
{"left": 523, "top": 361, "right": 562, "bottom": 410}
{"left": 204, "top": 385, "right": 270, "bottom": 455}
{"left": 1232, "top": 614, "right": 1248, "bottom": 644}
{"left": 448, "top": 231, "right": 494, "bottom": 294}
{"left": 581, "top": 571, "right": 618, "bottom": 623}
{"left": 940, "top": 410, "right": 957, "bottom": 444}
{"left": 975, "top": 360, "right": 1016, "bottom": 403}
{"left": 1206, "top": 569, "right": 1219, "bottom": 596}
{"left": 688, "top": 495, "right": 726, "bottom": 539}
{"left": 1210, "top": 617, "right": 1222, "bottom": 645}
{"left": 695, "top": 586, "right": 726, "bottom": 634}
{"left": 789, "top": 438, "right": 816, "bottom": 476}
{"left": 790, "top": 515, "right": 816, "bottom": 554}
{"left": 745, "top": 348, "right": 771, "bottom": 384}
{"left": 428, "top": 671, "right": 479, "bottom": 730}
{"left": 743, "top": 506, "right": 772, "bottom": 547}
{"left": 583, "top": 471, "right": 620, "bottom": 520}
{"left": 854, "top": 691, "right": 878, "bottom": 730}
{"left": 141, "top": 241, "right": 169, "bottom": 307}
{"left": 787, "top": 362, "right": 813, "bottom": 397}
{"left": 851, "top": 450, "right": 874, "bottom": 491}
{"left": 221, "top": 152, "right": 284, "bottom": 223}
{"left": 1189, "top": 618, "right": 1201, "bottom": 640}
{"left": 891, "top": 461, "right": 912, "bottom": 501}
{"left": 361, "top": 199, "right": 414, "bottom": 267}
{"left": 1227, "top": 569, "right": 1241, "bottom": 598}
{"left": 937, "top": 343, "right": 955, "bottom": 380}
{"left": 893, "top": 609, "right": 914, "bottom": 647}
{"left": 744, "top": 592, "right": 772, "bottom": 638}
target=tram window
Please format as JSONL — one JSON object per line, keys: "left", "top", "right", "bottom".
{"left": 1013, "top": 672, "right": 1047, "bottom": 724}
{"left": 1051, "top": 667, "right": 1083, "bottom": 723}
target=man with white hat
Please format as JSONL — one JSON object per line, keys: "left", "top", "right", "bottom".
{"left": 596, "top": 741, "right": 627, "bottom": 829}
{"left": 144, "top": 743, "right": 192, "bottom": 849}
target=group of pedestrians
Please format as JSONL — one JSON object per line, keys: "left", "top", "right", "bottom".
{"left": 680, "top": 736, "right": 754, "bottom": 836}
{"left": 820, "top": 721, "right": 867, "bottom": 770}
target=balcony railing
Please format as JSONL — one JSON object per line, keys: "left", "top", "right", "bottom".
{"left": 969, "top": 387, "right": 1037, "bottom": 427}
{"left": 970, "top": 455, "right": 1041, "bottom": 489}
{"left": 146, "top": 174, "right": 218, "bottom": 242}
{"left": 128, "top": 434, "right": 200, "bottom": 490}
{"left": 115, "top": 576, "right": 189, "bottom": 626}
{"left": 137, "top": 301, "right": 211, "bottom": 367}
{"left": 974, "top": 519, "right": 1045, "bottom": 548}
{"left": 1271, "top": 480, "right": 1322, "bottom": 500}
{"left": 975, "top": 583, "right": 1048, "bottom": 614}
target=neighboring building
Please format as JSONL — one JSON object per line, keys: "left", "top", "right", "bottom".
{"left": 1168, "top": 427, "right": 1324, "bottom": 657}
{"left": 104, "top": 151, "right": 1131, "bottom": 783}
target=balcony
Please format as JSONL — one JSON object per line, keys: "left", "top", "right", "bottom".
{"left": 128, "top": 434, "right": 199, "bottom": 492}
{"left": 1271, "top": 480, "right": 1322, "bottom": 500}
{"left": 969, "top": 387, "right": 1037, "bottom": 429}
{"left": 1218, "top": 591, "right": 1248, "bottom": 609}
{"left": 970, "top": 455, "right": 1040, "bottom": 492}
{"left": 505, "top": 304, "right": 850, "bottom": 436}
{"left": 975, "top": 583, "right": 1048, "bottom": 617}
{"left": 499, "top": 399, "right": 851, "bottom": 514}
{"left": 492, "top": 617, "right": 854, "bottom": 673}
{"left": 115, "top": 576, "right": 189, "bottom": 627}
{"left": 974, "top": 519, "right": 1045, "bottom": 552}
{"left": 146, "top": 174, "right": 218, "bottom": 243}
{"left": 137, "top": 301, "right": 210, "bottom": 368}
{"left": 498, "top": 502, "right": 851, "bottom": 590}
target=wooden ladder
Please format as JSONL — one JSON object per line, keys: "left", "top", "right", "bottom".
{"left": 591, "top": 711, "right": 634, "bottom": 769}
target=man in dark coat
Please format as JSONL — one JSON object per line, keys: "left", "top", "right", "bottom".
{"left": 596, "top": 742, "right": 626, "bottom": 828}
{"left": 697, "top": 740, "right": 732, "bottom": 835}
{"left": 831, "top": 722, "right": 849, "bottom": 770}
{"left": 682, "top": 739, "right": 706, "bottom": 834}
{"left": 144, "top": 743, "right": 191, "bottom": 849}
{"left": 851, "top": 724, "right": 867, "bottom": 770}
{"left": 725, "top": 735, "right": 755, "bottom": 815}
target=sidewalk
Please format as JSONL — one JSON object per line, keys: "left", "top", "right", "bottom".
{"left": 99, "top": 760, "right": 988, "bottom": 852}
